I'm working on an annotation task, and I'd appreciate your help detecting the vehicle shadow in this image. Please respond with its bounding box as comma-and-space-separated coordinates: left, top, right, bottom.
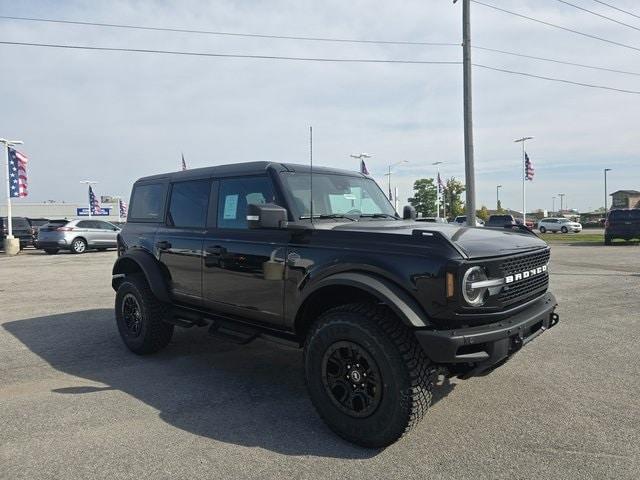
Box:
3, 309, 455, 458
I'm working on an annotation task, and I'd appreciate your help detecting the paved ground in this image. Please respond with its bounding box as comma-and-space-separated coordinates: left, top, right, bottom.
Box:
1, 245, 639, 480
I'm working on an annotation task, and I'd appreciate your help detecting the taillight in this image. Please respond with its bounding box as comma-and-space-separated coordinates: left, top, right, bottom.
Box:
57, 227, 74, 231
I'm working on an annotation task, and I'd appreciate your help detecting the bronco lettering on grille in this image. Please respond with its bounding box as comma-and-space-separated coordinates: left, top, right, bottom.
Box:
504, 264, 547, 284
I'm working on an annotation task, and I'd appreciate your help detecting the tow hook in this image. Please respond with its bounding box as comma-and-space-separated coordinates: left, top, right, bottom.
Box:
550, 312, 560, 328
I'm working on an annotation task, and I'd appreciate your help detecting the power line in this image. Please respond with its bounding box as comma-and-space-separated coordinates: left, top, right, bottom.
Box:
474, 63, 640, 94
0, 15, 459, 47
0, 40, 462, 65
552, 0, 640, 32
1, 39, 638, 95
471, 0, 640, 53
591, 0, 640, 21
473, 45, 640, 77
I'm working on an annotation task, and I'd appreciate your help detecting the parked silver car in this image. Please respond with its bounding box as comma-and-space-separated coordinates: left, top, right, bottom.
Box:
35, 219, 121, 254
538, 217, 582, 234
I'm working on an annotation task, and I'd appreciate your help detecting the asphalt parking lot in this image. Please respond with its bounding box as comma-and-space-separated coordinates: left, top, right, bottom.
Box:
1, 245, 639, 480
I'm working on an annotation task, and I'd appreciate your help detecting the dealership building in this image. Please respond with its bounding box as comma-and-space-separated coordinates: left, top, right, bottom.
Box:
0, 201, 124, 223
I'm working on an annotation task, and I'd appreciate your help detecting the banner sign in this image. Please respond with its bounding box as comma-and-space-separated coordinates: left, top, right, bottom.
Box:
77, 207, 111, 216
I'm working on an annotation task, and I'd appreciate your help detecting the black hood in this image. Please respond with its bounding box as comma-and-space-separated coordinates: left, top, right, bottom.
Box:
326, 220, 547, 259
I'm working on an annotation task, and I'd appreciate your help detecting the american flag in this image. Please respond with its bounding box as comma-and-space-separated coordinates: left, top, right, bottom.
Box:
360, 159, 369, 175
89, 186, 102, 215
8, 148, 28, 198
388, 184, 393, 202
525, 153, 535, 181
119, 199, 128, 218
437, 172, 445, 192
181, 153, 187, 171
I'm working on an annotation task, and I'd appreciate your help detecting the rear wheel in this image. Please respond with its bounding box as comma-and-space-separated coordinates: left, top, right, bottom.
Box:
539, 226, 546, 234
304, 303, 435, 448
115, 275, 174, 354
70, 238, 87, 254
44, 248, 59, 255
604, 235, 612, 245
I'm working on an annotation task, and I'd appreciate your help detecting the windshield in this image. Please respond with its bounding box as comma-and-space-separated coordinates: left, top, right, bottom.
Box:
280, 172, 397, 219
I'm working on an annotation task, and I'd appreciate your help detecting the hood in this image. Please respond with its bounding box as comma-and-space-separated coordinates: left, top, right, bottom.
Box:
327, 220, 547, 259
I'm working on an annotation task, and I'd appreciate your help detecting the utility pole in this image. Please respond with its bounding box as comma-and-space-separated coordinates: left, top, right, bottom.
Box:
1, 138, 24, 255
455, 0, 476, 227
496, 184, 502, 210
604, 168, 612, 213
514, 136, 533, 224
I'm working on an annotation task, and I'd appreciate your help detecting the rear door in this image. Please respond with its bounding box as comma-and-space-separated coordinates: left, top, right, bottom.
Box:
202, 175, 287, 326
93, 221, 119, 246
154, 179, 211, 305
608, 210, 630, 237
75, 220, 98, 245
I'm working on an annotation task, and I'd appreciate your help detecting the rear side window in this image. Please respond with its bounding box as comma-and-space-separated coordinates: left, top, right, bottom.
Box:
167, 180, 211, 228
129, 183, 166, 222
609, 210, 629, 221
76, 221, 93, 228
11, 218, 30, 229
218, 176, 276, 229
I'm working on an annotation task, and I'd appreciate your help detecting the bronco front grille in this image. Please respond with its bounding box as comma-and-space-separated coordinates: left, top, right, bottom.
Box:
498, 249, 550, 306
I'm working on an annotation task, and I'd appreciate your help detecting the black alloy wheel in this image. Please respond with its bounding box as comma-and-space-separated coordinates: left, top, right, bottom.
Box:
321, 341, 383, 418
121, 293, 143, 337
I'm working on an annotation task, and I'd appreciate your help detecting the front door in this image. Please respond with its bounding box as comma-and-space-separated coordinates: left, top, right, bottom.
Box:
202, 175, 287, 326
154, 179, 211, 306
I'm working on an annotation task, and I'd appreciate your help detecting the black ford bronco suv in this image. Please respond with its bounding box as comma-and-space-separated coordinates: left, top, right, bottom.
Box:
112, 162, 559, 448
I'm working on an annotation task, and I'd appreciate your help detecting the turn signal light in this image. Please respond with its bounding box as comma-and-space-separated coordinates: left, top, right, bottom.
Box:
446, 272, 455, 298
56, 227, 74, 231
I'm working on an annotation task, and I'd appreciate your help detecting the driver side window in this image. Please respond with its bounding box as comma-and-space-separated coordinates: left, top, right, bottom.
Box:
218, 176, 277, 229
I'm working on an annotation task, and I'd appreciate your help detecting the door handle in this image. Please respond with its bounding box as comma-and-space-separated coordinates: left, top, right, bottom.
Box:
206, 246, 223, 255
156, 240, 171, 250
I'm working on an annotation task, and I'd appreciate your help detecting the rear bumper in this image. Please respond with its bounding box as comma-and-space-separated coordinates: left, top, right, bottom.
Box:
35, 239, 69, 249
415, 292, 558, 369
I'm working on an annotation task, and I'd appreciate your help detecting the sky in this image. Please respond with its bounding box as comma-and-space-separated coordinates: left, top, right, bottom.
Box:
0, 0, 638, 213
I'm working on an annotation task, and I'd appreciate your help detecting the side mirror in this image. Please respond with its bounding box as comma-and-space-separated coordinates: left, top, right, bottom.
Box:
403, 205, 417, 220
247, 203, 288, 229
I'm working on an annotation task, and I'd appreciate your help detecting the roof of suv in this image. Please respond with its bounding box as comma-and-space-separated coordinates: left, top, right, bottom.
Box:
134, 162, 368, 184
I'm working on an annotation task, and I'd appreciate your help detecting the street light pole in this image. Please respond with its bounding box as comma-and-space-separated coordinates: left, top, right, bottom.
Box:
80, 180, 98, 218
552, 196, 556, 215
433, 161, 444, 218
496, 184, 502, 211
558, 193, 565, 213
350, 153, 371, 172
514, 136, 533, 225
384, 160, 408, 212
604, 168, 612, 213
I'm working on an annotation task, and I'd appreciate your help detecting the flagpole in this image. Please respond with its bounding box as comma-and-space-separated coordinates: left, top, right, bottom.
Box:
514, 136, 533, 225
80, 180, 98, 218
3, 142, 11, 238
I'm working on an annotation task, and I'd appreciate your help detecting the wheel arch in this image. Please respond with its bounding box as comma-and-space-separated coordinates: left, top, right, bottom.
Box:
294, 272, 430, 340
112, 250, 171, 302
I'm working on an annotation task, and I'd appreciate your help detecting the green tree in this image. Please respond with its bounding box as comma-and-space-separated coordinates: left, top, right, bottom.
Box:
443, 177, 465, 218
408, 178, 437, 216
476, 205, 490, 221
496, 199, 503, 213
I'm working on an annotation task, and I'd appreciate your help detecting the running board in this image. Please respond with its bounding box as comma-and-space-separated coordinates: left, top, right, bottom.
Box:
208, 319, 259, 345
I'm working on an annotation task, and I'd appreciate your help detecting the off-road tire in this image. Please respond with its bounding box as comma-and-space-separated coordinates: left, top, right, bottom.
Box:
70, 237, 87, 254
304, 303, 435, 448
538, 226, 546, 234
115, 274, 174, 355
561, 226, 568, 234
604, 235, 612, 246
44, 249, 59, 255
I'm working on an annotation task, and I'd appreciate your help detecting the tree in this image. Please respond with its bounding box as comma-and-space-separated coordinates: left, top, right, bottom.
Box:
408, 178, 437, 216
496, 199, 503, 213
476, 205, 490, 221
443, 177, 465, 218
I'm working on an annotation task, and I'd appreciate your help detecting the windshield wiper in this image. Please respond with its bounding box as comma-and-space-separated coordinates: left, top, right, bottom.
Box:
299, 214, 358, 221
358, 213, 398, 219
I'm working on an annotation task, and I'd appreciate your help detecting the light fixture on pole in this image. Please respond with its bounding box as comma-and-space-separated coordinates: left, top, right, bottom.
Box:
514, 136, 533, 224
433, 161, 444, 218
350, 153, 372, 175
1, 138, 24, 255
604, 168, 612, 214
80, 180, 99, 218
496, 184, 502, 211
558, 193, 565, 213
384, 160, 408, 212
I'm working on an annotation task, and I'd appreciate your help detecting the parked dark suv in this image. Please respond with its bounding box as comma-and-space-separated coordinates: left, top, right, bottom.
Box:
605, 209, 640, 245
0, 216, 33, 249
112, 162, 559, 447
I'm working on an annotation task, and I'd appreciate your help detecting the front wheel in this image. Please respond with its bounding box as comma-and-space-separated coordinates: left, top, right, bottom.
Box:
604, 235, 612, 245
115, 275, 174, 354
304, 303, 435, 448
539, 226, 546, 234
561, 226, 568, 234
44, 248, 59, 255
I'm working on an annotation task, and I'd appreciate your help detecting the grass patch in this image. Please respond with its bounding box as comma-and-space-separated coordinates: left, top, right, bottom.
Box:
540, 233, 604, 244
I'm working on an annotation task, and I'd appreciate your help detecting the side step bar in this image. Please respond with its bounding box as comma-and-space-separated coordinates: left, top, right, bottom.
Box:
208, 319, 260, 345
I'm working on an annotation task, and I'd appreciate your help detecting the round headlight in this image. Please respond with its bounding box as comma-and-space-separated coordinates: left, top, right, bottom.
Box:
462, 266, 488, 306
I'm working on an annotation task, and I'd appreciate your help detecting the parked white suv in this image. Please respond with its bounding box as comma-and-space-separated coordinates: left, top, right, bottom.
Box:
538, 218, 582, 234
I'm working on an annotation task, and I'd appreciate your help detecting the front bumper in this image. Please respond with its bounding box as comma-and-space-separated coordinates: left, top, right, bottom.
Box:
415, 292, 558, 370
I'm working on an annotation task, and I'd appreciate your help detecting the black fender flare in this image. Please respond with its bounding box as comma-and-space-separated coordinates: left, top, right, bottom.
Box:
111, 250, 170, 303
300, 272, 431, 328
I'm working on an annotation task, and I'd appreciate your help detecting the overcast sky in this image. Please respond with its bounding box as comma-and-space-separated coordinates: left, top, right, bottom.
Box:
1, 0, 638, 213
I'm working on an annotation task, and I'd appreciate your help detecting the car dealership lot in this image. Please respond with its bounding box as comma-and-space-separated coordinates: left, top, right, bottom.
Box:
1, 247, 639, 480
